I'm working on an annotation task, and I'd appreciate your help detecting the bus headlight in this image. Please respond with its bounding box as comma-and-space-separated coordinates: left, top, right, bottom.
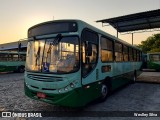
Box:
58, 80, 78, 93
70, 83, 74, 88
25, 82, 30, 87
64, 87, 68, 91
58, 89, 62, 93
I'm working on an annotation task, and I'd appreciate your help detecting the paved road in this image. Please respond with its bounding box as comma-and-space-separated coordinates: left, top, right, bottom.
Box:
0, 72, 160, 120
139, 71, 160, 77
137, 71, 160, 83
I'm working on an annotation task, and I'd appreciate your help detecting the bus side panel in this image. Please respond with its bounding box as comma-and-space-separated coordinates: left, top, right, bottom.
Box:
111, 72, 133, 90
147, 61, 160, 71
0, 61, 25, 72
110, 62, 142, 90
110, 62, 132, 90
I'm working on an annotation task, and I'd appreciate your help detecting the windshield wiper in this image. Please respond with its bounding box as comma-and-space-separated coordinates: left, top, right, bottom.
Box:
52, 34, 62, 46
47, 34, 62, 54
46, 34, 62, 61
47, 34, 62, 53
35, 43, 41, 66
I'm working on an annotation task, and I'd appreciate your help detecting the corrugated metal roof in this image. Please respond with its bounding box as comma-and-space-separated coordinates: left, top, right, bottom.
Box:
0, 40, 27, 50
96, 9, 160, 32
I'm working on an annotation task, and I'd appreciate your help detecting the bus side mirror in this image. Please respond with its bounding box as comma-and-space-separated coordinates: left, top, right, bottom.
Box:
86, 42, 92, 56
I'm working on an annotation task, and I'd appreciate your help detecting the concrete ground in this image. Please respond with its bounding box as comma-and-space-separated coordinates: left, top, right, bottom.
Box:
0, 72, 160, 120
137, 71, 160, 83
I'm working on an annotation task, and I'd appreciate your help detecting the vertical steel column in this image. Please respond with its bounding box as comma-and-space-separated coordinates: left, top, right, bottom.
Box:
116, 23, 119, 38
132, 33, 134, 45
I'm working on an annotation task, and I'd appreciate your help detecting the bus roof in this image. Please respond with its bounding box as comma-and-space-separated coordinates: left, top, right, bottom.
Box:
78, 20, 142, 51
28, 19, 142, 51
147, 52, 160, 55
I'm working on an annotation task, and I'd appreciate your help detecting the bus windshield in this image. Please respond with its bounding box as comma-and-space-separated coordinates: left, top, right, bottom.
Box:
150, 54, 160, 61
26, 36, 79, 73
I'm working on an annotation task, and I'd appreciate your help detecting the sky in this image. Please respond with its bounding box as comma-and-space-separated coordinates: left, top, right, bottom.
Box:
1, 0, 160, 45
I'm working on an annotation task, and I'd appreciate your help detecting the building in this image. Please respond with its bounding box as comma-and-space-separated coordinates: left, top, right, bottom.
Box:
0, 40, 27, 51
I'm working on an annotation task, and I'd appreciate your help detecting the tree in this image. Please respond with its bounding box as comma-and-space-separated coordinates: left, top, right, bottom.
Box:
137, 33, 160, 53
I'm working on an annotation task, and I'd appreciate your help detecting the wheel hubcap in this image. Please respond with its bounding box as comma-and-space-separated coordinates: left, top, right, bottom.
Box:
101, 84, 108, 98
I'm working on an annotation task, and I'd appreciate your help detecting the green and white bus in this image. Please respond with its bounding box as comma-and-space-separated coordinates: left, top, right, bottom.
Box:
0, 51, 26, 73
145, 53, 160, 71
25, 20, 142, 107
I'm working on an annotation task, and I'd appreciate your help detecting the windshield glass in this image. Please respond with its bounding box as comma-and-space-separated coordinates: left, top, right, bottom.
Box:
26, 36, 79, 73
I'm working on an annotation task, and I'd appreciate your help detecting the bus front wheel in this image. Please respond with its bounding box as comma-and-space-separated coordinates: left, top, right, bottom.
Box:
99, 84, 109, 102
18, 66, 25, 73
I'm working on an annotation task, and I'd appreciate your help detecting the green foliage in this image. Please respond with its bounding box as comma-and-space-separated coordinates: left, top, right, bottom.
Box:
137, 33, 160, 53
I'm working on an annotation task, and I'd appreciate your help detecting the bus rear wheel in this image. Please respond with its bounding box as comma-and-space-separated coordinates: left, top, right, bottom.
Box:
132, 71, 137, 83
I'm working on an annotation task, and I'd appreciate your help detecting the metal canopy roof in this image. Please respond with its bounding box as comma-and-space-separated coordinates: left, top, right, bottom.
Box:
96, 9, 160, 32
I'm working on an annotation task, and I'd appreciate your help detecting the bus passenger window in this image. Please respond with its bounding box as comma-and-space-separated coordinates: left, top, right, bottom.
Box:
115, 42, 123, 62
129, 48, 133, 61
133, 49, 137, 61
123, 45, 129, 61
137, 51, 140, 61
150, 54, 160, 61
101, 37, 113, 62
13, 54, 18, 61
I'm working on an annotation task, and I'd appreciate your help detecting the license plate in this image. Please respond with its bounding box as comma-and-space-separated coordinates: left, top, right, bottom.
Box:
37, 92, 46, 98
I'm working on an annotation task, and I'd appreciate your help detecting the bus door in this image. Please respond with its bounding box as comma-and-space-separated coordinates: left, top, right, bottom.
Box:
81, 29, 100, 101
81, 41, 98, 85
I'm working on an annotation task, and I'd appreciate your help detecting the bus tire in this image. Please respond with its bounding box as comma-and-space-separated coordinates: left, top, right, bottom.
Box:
99, 82, 109, 102
18, 66, 25, 73
132, 71, 137, 84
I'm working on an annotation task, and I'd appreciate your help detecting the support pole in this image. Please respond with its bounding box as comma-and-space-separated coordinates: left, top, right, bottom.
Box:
132, 33, 133, 45
116, 23, 119, 38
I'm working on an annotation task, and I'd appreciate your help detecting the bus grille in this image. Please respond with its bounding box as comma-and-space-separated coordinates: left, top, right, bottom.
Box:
27, 74, 63, 82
